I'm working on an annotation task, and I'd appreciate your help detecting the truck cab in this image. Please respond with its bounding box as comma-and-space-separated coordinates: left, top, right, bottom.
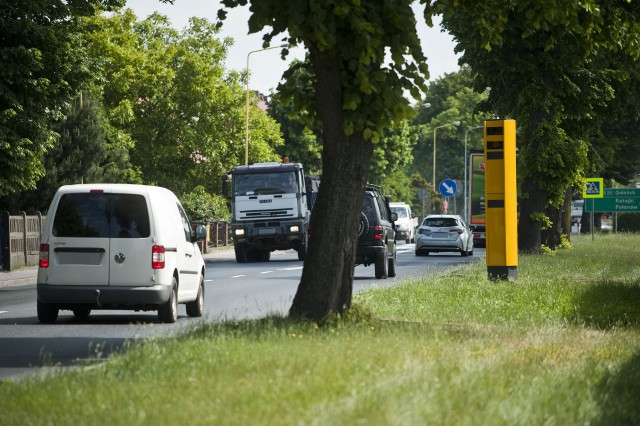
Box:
223, 162, 318, 262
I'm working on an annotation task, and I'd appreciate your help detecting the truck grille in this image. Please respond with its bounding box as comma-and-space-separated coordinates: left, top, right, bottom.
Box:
241, 209, 293, 219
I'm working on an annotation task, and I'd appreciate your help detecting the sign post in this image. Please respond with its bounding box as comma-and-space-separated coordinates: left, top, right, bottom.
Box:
583, 178, 604, 240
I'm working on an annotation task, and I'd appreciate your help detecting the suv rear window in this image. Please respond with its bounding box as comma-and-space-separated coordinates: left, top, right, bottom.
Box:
424, 218, 458, 227
52, 193, 150, 238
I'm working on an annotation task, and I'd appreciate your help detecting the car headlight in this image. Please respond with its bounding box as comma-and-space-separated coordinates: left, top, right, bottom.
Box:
234, 228, 245, 236
289, 225, 300, 233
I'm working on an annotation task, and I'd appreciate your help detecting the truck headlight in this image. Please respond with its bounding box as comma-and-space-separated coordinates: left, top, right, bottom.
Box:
234, 228, 245, 236
289, 225, 300, 233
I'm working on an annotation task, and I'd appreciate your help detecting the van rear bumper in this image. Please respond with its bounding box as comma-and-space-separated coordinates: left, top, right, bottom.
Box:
37, 284, 171, 309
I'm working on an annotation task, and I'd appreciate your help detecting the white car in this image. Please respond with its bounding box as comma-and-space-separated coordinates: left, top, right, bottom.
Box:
415, 214, 474, 257
37, 184, 206, 323
389, 202, 418, 243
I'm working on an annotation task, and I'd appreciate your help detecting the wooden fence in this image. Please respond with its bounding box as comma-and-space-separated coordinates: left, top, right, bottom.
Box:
0, 213, 230, 271
1, 212, 46, 271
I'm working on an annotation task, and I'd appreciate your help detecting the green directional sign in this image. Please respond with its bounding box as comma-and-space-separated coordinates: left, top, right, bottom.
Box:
585, 196, 640, 212
604, 188, 640, 197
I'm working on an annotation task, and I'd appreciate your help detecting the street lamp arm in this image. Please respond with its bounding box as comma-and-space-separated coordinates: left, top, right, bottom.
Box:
245, 44, 291, 165
432, 121, 461, 191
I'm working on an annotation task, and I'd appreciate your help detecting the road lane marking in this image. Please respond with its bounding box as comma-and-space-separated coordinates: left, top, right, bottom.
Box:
277, 267, 303, 271
230, 275, 246, 278
260, 271, 274, 274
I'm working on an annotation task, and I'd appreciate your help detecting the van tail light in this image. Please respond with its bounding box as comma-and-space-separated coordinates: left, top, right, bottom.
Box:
39, 244, 50, 268
374, 225, 383, 240
152, 245, 165, 269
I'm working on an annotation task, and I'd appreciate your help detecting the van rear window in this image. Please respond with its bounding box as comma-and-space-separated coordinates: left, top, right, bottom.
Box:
52, 193, 150, 238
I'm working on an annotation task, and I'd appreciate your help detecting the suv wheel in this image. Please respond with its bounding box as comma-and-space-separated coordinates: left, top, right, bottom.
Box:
387, 245, 397, 278
375, 248, 389, 279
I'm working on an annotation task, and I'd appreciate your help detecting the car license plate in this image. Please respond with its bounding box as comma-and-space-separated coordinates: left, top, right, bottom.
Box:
259, 228, 276, 235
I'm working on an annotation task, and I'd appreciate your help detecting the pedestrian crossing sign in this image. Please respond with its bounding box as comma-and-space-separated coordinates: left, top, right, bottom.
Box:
583, 178, 604, 198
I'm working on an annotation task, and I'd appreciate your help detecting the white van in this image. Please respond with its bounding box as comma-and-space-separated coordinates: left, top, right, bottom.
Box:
389, 202, 419, 243
37, 184, 206, 323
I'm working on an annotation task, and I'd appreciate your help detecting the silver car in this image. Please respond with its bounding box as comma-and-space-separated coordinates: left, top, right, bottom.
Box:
415, 214, 474, 257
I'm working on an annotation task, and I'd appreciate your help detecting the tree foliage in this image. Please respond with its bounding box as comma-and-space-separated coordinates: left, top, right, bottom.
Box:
217, 0, 431, 320
81, 9, 283, 196
438, 0, 640, 251
181, 185, 230, 222
0, 0, 125, 196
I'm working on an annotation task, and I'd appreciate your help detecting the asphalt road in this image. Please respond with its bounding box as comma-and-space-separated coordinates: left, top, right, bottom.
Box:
0, 244, 484, 381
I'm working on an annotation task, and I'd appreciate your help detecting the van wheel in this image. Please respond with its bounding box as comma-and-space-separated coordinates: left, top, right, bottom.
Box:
158, 277, 178, 323
375, 248, 388, 279
37, 301, 58, 324
73, 308, 91, 319
186, 276, 204, 317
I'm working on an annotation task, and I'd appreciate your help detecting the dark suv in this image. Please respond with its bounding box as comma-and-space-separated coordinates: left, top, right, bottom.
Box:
356, 186, 397, 279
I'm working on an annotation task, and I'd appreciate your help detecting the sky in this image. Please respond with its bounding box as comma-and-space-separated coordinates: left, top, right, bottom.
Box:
125, 0, 461, 95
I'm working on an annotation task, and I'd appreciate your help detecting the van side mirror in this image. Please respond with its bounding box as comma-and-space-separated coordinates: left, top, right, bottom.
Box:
194, 224, 207, 242
411, 213, 416, 218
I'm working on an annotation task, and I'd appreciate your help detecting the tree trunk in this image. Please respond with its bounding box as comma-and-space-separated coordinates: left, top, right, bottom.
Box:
289, 47, 374, 321
561, 187, 573, 241
518, 176, 546, 253
542, 203, 562, 250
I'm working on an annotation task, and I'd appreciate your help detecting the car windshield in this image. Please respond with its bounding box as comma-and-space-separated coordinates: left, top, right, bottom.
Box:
233, 172, 298, 195
52, 193, 150, 238
424, 218, 458, 227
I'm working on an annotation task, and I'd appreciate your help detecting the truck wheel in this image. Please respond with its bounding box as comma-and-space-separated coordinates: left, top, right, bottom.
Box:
375, 248, 388, 279
234, 245, 247, 263
158, 277, 178, 323
186, 276, 204, 317
297, 238, 307, 261
37, 301, 58, 324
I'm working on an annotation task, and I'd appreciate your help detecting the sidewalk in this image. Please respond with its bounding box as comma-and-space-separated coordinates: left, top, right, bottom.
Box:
0, 247, 235, 289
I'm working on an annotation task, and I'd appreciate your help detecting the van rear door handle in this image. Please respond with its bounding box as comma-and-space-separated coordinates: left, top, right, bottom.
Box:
185, 253, 192, 258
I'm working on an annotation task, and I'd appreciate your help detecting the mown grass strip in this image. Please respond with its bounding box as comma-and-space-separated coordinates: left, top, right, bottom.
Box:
1, 234, 639, 425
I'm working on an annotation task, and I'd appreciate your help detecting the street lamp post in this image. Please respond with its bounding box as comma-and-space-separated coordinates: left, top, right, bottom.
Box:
245, 44, 289, 165
432, 121, 461, 190
464, 125, 483, 222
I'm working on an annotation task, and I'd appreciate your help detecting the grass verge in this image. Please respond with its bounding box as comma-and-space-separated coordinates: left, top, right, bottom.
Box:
1, 234, 639, 425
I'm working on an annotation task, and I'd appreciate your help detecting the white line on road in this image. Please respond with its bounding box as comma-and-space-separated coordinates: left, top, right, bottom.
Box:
260, 271, 274, 274
277, 267, 303, 271
230, 275, 246, 278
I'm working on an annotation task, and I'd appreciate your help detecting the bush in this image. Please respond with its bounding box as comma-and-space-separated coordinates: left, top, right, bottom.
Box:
181, 186, 230, 222
616, 213, 640, 232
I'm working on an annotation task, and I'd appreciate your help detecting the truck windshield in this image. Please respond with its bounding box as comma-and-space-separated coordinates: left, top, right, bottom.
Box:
234, 172, 298, 195
391, 207, 408, 219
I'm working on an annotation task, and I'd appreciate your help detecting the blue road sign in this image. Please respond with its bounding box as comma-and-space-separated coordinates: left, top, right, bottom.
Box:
439, 179, 457, 197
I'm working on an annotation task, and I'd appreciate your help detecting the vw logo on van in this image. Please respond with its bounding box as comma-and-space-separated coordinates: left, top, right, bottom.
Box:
114, 253, 126, 264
